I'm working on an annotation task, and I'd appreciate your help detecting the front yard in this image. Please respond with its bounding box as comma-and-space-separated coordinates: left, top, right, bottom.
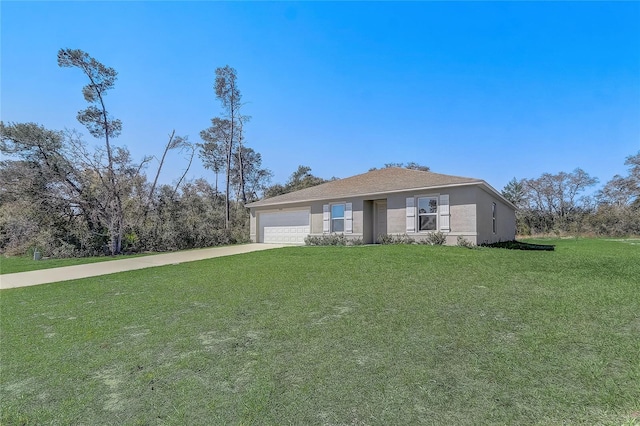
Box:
1, 239, 638, 424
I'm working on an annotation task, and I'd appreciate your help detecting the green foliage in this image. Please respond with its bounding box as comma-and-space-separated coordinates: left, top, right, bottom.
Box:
2, 59, 262, 258
304, 234, 363, 246
456, 235, 475, 248
509, 152, 640, 237
501, 177, 525, 206
419, 231, 447, 245
377, 233, 415, 244
57, 49, 122, 140
369, 162, 430, 172
264, 165, 327, 198
1, 239, 639, 424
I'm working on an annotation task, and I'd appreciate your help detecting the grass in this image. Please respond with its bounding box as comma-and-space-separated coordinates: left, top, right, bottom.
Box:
1, 239, 639, 424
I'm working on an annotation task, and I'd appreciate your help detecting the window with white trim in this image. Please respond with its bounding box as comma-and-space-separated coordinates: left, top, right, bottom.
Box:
417, 196, 438, 231
492, 202, 497, 233
331, 203, 345, 232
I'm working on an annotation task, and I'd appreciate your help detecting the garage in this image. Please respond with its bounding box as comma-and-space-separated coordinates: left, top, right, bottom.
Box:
258, 210, 310, 244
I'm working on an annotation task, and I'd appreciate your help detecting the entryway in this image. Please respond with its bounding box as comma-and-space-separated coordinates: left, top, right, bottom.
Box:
374, 200, 387, 242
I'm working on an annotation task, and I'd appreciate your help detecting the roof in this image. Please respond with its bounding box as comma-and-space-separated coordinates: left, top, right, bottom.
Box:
247, 167, 514, 208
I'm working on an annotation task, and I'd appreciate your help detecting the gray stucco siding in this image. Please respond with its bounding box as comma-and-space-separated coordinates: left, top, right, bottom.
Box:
475, 188, 516, 244
249, 183, 515, 245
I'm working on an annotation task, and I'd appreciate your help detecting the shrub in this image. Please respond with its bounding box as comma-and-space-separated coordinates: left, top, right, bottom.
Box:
456, 235, 475, 249
349, 237, 365, 246
418, 231, 447, 246
377, 234, 415, 245
304, 234, 364, 246
305, 234, 346, 246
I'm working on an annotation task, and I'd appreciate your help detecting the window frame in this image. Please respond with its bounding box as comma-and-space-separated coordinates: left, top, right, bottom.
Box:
492, 202, 497, 234
330, 203, 345, 233
416, 195, 439, 232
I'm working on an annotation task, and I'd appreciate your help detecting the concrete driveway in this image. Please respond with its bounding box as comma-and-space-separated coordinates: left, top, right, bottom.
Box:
0, 244, 286, 290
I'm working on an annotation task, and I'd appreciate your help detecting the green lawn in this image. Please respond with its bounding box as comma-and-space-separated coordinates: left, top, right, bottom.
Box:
1, 239, 639, 425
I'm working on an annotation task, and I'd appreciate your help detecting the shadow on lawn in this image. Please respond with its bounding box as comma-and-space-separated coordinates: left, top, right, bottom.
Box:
481, 241, 555, 251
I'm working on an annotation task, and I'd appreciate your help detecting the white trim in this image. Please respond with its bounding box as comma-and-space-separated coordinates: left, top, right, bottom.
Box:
322, 204, 330, 234
406, 197, 415, 233
416, 194, 439, 232
345, 202, 353, 234
492, 202, 497, 234
330, 202, 346, 233
439, 194, 450, 232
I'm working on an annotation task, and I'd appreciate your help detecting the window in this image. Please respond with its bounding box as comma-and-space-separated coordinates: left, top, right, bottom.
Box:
331, 204, 345, 232
417, 197, 438, 231
492, 202, 497, 233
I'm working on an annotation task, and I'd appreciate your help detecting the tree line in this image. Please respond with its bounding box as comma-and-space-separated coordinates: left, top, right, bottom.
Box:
0, 49, 318, 257
1, 49, 637, 258
502, 152, 640, 236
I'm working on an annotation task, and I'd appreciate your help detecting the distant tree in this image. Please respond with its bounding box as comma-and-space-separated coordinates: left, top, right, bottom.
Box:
589, 151, 640, 236
404, 162, 431, 171
502, 178, 526, 207
522, 168, 598, 233
145, 130, 194, 215
200, 66, 249, 229
0, 123, 86, 255
230, 147, 272, 202
264, 165, 327, 198
384, 162, 404, 169
596, 151, 640, 208
199, 118, 229, 198
369, 162, 430, 172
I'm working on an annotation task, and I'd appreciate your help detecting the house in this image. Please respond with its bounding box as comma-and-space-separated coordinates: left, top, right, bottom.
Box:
246, 167, 516, 245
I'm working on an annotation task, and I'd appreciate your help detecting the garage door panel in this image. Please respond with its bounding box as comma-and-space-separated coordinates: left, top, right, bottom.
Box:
264, 226, 309, 243
259, 210, 310, 244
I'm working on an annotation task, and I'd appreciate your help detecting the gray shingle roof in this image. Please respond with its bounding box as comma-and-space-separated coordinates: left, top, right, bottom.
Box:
247, 167, 487, 208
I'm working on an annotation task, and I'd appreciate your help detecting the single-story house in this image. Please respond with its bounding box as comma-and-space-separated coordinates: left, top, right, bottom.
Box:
246, 167, 516, 245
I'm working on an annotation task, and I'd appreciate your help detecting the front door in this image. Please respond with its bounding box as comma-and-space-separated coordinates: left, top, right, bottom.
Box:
374, 200, 387, 242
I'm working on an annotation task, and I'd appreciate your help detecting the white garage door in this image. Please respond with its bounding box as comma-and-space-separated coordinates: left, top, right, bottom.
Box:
259, 210, 310, 244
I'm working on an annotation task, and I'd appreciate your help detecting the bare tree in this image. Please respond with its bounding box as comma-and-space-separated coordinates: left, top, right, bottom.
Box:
145, 130, 193, 214
597, 152, 640, 208
522, 168, 598, 232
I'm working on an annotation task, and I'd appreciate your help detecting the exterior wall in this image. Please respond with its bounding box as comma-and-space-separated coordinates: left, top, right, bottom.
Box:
386, 187, 479, 245
308, 198, 365, 238
299, 186, 482, 245
475, 188, 516, 244
448, 186, 478, 243
249, 184, 515, 246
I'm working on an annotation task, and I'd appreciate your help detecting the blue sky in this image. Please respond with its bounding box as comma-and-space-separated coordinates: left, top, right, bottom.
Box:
2, 1, 639, 194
